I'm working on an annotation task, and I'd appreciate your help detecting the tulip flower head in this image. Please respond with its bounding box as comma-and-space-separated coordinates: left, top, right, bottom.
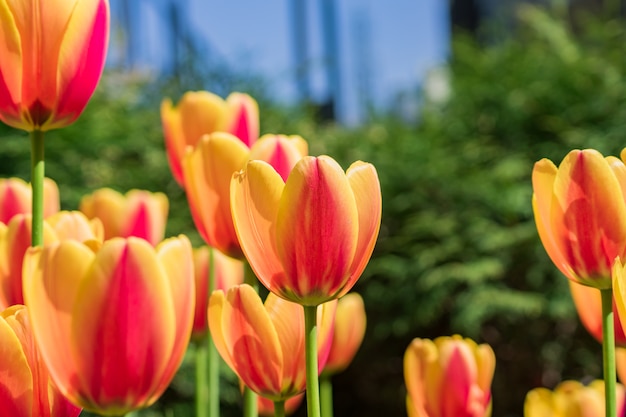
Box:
22, 235, 195, 415
404, 335, 495, 417
524, 380, 626, 417
208, 284, 336, 401
0, 177, 60, 223
231, 155, 381, 305
0, 0, 110, 131
532, 149, 626, 289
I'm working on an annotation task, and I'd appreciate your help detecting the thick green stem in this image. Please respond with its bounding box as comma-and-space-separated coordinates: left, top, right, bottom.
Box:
601, 288, 616, 417
243, 386, 257, 417
30, 129, 45, 247
196, 341, 209, 417
273, 400, 285, 417
320, 375, 334, 417
304, 305, 321, 417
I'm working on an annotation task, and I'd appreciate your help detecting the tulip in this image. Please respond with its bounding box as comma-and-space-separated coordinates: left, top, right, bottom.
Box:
192, 245, 244, 338
404, 335, 495, 417
0, 0, 110, 131
0, 305, 81, 417
184, 132, 307, 258
79, 187, 169, 246
532, 149, 626, 289
258, 393, 304, 417
161, 91, 259, 186
0, 177, 60, 223
524, 380, 626, 417
230, 155, 381, 306
208, 284, 336, 401
22, 235, 195, 415
322, 292, 367, 375
569, 281, 626, 346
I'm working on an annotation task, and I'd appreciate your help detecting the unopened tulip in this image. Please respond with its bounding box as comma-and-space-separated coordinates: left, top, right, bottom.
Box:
161, 91, 259, 186
208, 284, 336, 400
524, 380, 625, 417
532, 149, 626, 289
192, 245, 244, 338
0, 305, 81, 417
0, 0, 110, 131
184, 132, 307, 258
80, 188, 168, 246
231, 155, 381, 305
323, 292, 367, 375
22, 236, 195, 415
0, 177, 60, 223
404, 335, 495, 417
569, 281, 626, 346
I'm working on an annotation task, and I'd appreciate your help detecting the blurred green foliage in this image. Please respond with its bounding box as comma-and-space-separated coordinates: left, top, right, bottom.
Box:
1, 5, 625, 417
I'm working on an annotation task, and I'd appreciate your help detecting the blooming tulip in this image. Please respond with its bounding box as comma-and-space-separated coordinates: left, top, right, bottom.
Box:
524, 380, 626, 417
404, 335, 495, 417
183, 132, 307, 258
569, 281, 626, 346
161, 91, 259, 186
22, 235, 195, 415
79, 187, 168, 246
230, 155, 381, 305
192, 245, 244, 338
532, 149, 626, 289
208, 284, 336, 401
0, 177, 59, 223
0, 305, 81, 417
0, 0, 110, 131
322, 292, 367, 375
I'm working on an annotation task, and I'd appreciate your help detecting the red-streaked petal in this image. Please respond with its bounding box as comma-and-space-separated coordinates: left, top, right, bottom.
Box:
0, 1, 23, 128
276, 156, 359, 305
225, 92, 259, 147
122, 190, 169, 246
70, 237, 176, 412
231, 160, 287, 294
249, 134, 308, 182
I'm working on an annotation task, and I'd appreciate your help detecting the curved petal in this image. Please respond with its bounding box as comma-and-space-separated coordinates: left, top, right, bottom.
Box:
324, 293, 366, 374
70, 237, 176, 413
225, 92, 259, 147
0, 0, 23, 128
79, 188, 125, 240
248, 134, 307, 182
0, 308, 33, 417
22, 241, 94, 406
46, 210, 104, 243
231, 160, 287, 295
404, 338, 435, 417
276, 156, 359, 305
122, 190, 169, 246
179, 91, 227, 151
0, 178, 30, 224
340, 161, 382, 297
161, 98, 186, 185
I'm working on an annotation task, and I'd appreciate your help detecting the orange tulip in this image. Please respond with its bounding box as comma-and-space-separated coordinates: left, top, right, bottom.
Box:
532, 149, 626, 289
0, 211, 102, 309
0, 305, 81, 417
404, 335, 495, 417
184, 132, 307, 258
322, 292, 367, 375
161, 91, 259, 186
0, 177, 60, 223
524, 380, 626, 417
231, 155, 381, 305
79, 187, 169, 246
208, 284, 336, 401
569, 281, 626, 346
22, 235, 195, 415
192, 245, 244, 338
0, 0, 110, 131
258, 393, 304, 417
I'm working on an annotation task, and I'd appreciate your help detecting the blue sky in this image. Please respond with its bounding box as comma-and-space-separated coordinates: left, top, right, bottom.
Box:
109, 0, 450, 124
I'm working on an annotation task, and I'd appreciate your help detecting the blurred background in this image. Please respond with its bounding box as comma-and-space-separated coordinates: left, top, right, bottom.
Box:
2, 0, 626, 416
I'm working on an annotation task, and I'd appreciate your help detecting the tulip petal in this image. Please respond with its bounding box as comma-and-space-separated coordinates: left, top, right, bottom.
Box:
404, 338, 435, 417
249, 134, 308, 182
276, 156, 359, 304
231, 160, 287, 295
225, 92, 259, 147
0, 309, 33, 417
0, 1, 23, 126
70, 238, 175, 412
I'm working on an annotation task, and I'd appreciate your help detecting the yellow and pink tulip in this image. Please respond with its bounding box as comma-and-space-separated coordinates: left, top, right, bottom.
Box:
404, 335, 495, 417
208, 284, 336, 401
0, 177, 60, 224
230, 155, 381, 305
22, 235, 195, 415
0, 0, 110, 131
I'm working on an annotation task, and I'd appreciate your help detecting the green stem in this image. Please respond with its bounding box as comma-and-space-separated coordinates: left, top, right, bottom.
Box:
243, 386, 257, 417
320, 375, 334, 417
273, 400, 285, 417
207, 248, 220, 417
304, 305, 321, 417
30, 129, 45, 247
601, 288, 616, 417
196, 340, 209, 417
